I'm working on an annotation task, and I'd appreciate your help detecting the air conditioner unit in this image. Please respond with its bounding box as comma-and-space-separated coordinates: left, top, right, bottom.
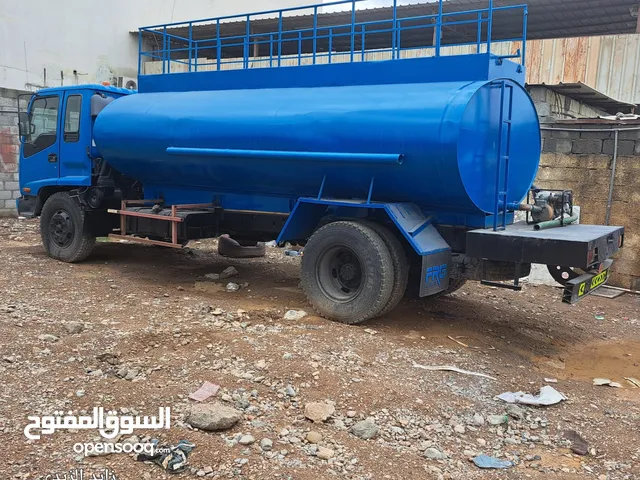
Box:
116, 76, 137, 90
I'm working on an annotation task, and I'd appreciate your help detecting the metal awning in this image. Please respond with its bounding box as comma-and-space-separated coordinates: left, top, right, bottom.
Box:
531, 82, 637, 114
138, 0, 639, 56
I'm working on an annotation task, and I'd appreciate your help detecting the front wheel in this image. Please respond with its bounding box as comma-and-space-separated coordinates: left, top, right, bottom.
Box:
301, 221, 395, 324
40, 192, 96, 263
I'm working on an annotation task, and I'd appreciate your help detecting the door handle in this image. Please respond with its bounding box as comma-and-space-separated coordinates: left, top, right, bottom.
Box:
48, 154, 58, 163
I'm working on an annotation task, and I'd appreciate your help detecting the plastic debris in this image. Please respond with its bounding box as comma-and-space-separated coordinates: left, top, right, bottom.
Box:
594, 314, 605, 321
593, 378, 623, 388
189, 381, 220, 402
624, 377, 640, 388
496, 385, 566, 406
136, 439, 196, 473
472, 455, 513, 469
563, 430, 589, 456
412, 362, 497, 380
285, 250, 302, 257
544, 378, 558, 383
226, 282, 240, 292
265, 240, 278, 247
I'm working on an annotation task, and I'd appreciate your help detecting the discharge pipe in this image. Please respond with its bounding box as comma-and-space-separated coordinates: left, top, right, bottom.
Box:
533, 213, 579, 231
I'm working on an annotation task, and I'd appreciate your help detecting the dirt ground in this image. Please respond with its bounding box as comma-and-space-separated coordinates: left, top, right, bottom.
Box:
1, 218, 639, 480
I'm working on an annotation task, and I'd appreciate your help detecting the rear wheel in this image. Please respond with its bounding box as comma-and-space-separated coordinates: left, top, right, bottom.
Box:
40, 192, 95, 263
301, 221, 394, 324
359, 220, 409, 316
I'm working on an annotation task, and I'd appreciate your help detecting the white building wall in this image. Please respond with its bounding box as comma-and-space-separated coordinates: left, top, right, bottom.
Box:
0, 0, 310, 91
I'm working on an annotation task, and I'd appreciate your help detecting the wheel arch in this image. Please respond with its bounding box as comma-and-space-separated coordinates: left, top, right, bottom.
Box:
277, 198, 441, 256
34, 186, 76, 217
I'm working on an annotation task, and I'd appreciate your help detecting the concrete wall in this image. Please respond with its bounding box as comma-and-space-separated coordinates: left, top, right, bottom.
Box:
528, 86, 608, 124
539, 125, 640, 290
0, 88, 27, 217
0, 0, 311, 91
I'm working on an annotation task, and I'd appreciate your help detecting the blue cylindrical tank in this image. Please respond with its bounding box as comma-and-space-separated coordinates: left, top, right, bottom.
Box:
93, 80, 540, 215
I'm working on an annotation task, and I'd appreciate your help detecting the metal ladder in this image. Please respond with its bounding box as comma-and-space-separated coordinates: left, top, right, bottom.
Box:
492, 80, 514, 231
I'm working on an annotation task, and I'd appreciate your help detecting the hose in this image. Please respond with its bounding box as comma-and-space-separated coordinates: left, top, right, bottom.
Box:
533, 214, 579, 231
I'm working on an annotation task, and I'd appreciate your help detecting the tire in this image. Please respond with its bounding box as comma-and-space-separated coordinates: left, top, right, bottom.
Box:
40, 192, 96, 263
359, 220, 409, 316
301, 221, 395, 324
218, 234, 266, 258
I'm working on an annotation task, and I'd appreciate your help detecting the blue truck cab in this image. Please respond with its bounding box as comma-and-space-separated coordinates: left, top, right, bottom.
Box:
17, 85, 133, 218
15, 1, 624, 324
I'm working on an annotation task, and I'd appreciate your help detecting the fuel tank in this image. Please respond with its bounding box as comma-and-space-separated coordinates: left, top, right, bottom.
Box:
93, 79, 541, 215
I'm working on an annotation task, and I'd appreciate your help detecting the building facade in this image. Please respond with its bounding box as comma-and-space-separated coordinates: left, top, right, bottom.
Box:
0, 0, 311, 91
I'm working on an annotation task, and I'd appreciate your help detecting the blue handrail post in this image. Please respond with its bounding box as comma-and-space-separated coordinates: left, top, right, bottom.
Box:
277, 12, 283, 67
435, 0, 443, 56
244, 15, 250, 69
522, 6, 528, 66
188, 22, 193, 72
216, 19, 221, 71
476, 12, 482, 53
269, 34, 273, 67
194, 42, 199, 72
350, 0, 356, 62
328, 28, 333, 63
162, 26, 167, 74
298, 31, 303, 65
487, 0, 493, 54
167, 35, 172, 73
361, 24, 366, 61
391, 0, 397, 59
137, 30, 142, 75
312, 6, 318, 65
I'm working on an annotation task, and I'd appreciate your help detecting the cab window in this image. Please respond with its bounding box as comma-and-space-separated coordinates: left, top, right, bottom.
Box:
23, 96, 59, 158
64, 95, 82, 142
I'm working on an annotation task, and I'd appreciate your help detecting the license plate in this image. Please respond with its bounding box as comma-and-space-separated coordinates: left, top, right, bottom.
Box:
562, 260, 613, 304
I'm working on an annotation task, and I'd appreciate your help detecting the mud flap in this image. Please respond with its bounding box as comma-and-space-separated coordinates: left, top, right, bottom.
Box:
418, 226, 452, 297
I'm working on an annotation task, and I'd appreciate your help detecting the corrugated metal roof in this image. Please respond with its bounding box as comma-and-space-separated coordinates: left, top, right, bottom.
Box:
529, 81, 636, 113
141, 0, 639, 58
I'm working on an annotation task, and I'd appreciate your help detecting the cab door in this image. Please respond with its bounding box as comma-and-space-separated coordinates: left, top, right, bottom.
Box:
59, 91, 91, 185
20, 94, 61, 193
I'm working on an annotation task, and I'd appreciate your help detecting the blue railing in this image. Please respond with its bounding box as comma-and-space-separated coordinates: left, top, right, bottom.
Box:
138, 0, 528, 75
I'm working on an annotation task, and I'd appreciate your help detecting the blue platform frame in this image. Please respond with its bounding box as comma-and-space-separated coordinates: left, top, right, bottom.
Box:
138, 0, 528, 76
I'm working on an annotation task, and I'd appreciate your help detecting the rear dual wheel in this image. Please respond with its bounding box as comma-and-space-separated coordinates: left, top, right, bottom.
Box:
300, 220, 408, 324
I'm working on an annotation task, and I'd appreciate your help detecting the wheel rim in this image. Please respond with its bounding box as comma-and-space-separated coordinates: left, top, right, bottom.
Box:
316, 246, 364, 302
547, 265, 582, 285
49, 209, 75, 248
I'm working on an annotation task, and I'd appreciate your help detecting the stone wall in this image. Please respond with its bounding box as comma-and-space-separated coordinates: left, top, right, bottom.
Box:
0, 88, 27, 217
539, 124, 640, 290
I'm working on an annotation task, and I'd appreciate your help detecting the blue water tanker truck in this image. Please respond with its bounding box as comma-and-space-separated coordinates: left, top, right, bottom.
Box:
16, 1, 624, 324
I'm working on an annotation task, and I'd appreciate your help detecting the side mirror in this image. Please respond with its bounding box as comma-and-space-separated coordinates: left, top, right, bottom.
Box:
17, 112, 31, 139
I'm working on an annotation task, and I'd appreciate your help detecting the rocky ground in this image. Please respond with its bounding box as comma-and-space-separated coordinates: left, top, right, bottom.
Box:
0, 218, 639, 480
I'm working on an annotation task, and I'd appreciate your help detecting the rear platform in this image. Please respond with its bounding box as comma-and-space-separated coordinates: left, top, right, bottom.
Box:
466, 221, 624, 270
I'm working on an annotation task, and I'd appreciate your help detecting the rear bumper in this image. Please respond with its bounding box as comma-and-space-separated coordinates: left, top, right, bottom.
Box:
466, 221, 624, 270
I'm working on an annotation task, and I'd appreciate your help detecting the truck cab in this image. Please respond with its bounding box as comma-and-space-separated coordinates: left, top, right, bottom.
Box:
17, 85, 133, 218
